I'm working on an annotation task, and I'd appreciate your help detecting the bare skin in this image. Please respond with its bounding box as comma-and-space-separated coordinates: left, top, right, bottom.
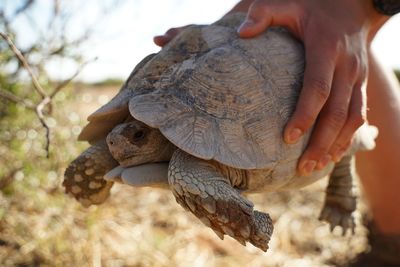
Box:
154, 0, 400, 233
357, 51, 400, 234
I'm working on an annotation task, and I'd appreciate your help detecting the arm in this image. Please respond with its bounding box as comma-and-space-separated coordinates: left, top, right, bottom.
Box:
356, 50, 400, 233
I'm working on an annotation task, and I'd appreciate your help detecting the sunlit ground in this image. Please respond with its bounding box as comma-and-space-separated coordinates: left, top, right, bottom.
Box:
0, 84, 370, 267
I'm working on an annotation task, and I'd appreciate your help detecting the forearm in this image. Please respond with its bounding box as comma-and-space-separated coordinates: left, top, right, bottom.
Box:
356, 50, 400, 234
367, 0, 391, 41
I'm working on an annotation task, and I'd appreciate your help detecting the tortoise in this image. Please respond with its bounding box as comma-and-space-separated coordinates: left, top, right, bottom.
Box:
64, 13, 378, 251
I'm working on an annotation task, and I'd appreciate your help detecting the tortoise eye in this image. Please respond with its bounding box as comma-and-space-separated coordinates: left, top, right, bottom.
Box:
133, 130, 145, 142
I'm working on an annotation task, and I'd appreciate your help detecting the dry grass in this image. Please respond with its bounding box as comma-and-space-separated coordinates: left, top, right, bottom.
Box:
0, 85, 369, 267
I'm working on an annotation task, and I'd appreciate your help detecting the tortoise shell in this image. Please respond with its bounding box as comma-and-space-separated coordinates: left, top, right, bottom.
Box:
81, 13, 307, 169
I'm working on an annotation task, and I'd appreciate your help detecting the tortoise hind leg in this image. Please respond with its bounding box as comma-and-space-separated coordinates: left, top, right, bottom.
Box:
64, 140, 118, 207
319, 155, 357, 234
168, 149, 273, 251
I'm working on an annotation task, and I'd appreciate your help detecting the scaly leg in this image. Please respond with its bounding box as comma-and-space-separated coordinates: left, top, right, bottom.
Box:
319, 155, 357, 234
168, 149, 273, 251
64, 140, 117, 207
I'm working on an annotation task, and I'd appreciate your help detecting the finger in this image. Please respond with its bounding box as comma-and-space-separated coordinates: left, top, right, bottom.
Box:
298, 60, 357, 175
330, 80, 367, 162
284, 41, 337, 145
153, 27, 186, 47
153, 35, 170, 47
238, 0, 298, 38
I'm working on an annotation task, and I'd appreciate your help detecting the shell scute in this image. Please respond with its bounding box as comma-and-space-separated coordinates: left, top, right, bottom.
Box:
129, 22, 305, 169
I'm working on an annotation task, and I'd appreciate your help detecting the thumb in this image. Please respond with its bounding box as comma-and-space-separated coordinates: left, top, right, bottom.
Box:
238, 0, 298, 38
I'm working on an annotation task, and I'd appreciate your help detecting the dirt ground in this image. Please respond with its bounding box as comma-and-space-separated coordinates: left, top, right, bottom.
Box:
1, 84, 371, 267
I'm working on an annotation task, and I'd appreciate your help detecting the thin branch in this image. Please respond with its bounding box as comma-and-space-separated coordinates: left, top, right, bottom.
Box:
1, 32, 92, 158
0, 89, 36, 109
36, 97, 51, 158
0, 31, 53, 157
1, 4, 97, 159
0, 32, 47, 99
49, 58, 96, 99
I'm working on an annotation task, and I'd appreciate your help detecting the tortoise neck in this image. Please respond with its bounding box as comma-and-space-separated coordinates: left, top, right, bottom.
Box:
156, 143, 177, 162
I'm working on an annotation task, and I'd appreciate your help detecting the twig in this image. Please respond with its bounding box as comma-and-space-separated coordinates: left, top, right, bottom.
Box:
0, 32, 90, 158
49, 58, 96, 99
36, 97, 51, 158
0, 32, 47, 99
0, 89, 36, 109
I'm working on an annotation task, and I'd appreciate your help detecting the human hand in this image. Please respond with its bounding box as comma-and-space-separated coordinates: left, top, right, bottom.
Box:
238, 0, 387, 175
152, 0, 254, 46
153, 0, 387, 175
154, 26, 190, 47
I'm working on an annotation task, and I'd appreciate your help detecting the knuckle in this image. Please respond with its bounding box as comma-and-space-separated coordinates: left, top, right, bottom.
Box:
348, 111, 365, 129
308, 77, 331, 101
347, 54, 361, 77
325, 107, 347, 127
307, 144, 329, 159
293, 109, 316, 130
326, 42, 340, 56
320, 40, 340, 57
329, 143, 341, 154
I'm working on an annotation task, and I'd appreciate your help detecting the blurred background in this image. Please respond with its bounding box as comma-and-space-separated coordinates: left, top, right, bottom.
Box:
0, 0, 399, 266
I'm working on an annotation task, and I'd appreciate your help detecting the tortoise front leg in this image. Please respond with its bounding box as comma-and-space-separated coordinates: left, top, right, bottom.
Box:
64, 140, 117, 207
168, 149, 273, 251
319, 155, 357, 234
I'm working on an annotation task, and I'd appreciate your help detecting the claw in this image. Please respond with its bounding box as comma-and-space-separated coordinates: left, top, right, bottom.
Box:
235, 237, 246, 246
64, 140, 117, 206
169, 150, 273, 252
321, 155, 357, 234
319, 204, 355, 234
213, 229, 224, 240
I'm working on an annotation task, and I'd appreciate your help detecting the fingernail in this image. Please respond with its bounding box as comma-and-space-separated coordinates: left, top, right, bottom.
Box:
286, 128, 303, 144
301, 160, 317, 175
333, 149, 346, 162
153, 36, 166, 46
317, 155, 332, 169
237, 19, 255, 33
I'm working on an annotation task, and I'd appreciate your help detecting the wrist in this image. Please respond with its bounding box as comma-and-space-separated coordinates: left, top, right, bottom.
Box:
364, 0, 391, 41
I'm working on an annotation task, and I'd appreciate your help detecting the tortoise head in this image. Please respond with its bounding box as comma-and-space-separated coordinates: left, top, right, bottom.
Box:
106, 119, 175, 167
